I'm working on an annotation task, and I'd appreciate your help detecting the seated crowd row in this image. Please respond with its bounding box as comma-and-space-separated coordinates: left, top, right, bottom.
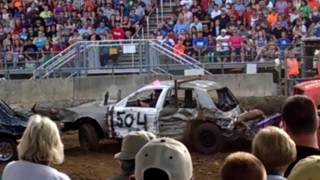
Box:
158, 0, 320, 62
2, 95, 320, 180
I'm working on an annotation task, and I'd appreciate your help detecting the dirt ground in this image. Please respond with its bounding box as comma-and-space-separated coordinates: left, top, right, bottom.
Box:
0, 131, 234, 180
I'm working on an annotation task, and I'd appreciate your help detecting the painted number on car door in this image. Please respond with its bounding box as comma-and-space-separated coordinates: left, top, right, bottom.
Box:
115, 111, 147, 130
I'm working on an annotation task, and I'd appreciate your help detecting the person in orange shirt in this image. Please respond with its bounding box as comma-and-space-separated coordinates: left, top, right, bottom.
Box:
286, 48, 300, 95
267, 9, 278, 26
173, 39, 186, 56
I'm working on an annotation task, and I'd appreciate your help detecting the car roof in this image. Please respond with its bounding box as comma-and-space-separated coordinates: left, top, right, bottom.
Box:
143, 80, 224, 91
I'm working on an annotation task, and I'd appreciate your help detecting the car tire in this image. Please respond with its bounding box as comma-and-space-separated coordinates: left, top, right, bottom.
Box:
191, 122, 224, 154
0, 138, 17, 162
79, 123, 99, 151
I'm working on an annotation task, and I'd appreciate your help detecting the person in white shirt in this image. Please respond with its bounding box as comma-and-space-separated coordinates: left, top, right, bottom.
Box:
2, 115, 70, 180
182, 6, 193, 23
216, 29, 230, 62
190, 16, 203, 32
211, 4, 221, 19
180, 0, 192, 9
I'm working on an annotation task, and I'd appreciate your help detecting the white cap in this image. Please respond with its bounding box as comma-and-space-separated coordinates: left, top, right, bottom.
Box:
135, 137, 193, 180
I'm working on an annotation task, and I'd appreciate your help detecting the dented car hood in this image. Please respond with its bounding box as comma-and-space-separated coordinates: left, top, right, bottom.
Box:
0, 100, 28, 136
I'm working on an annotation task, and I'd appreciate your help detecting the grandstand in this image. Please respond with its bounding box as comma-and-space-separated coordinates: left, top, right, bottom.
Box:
0, 0, 319, 79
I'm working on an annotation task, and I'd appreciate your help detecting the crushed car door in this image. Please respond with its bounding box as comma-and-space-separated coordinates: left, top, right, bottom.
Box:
158, 88, 199, 140
111, 88, 165, 138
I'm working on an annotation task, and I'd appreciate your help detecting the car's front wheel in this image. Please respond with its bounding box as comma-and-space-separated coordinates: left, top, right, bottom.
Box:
0, 138, 17, 162
78, 123, 99, 151
191, 122, 224, 154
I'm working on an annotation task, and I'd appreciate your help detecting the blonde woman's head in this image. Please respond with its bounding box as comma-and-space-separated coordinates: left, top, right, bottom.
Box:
252, 126, 296, 173
18, 115, 64, 164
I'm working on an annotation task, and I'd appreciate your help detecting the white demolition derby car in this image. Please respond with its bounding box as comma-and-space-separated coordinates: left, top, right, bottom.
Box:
46, 79, 280, 154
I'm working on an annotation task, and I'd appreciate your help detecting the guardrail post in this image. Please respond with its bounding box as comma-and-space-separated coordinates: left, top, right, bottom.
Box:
83, 43, 88, 76
160, 0, 163, 20
76, 43, 81, 77
142, 28, 145, 39
145, 41, 151, 73
156, 8, 159, 29
4, 55, 9, 79
146, 16, 150, 39
139, 41, 143, 74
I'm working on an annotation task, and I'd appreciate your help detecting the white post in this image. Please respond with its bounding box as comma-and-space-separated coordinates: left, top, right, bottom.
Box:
147, 16, 150, 38
156, 8, 159, 30
160, 0, 163, 20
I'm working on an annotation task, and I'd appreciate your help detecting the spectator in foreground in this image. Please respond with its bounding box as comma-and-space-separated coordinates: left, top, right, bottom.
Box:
108, 131, 156, 180
221, 151, 267, 180
288, 155, 320, 180
2, 115, 70, 180
253, 126, 297, 180
282, 95, 320, 177
134, 137, 193, 180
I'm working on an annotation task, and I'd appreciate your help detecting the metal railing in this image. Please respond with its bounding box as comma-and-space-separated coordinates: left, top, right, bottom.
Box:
29, 39, 209, 79
150, 41, 213, 75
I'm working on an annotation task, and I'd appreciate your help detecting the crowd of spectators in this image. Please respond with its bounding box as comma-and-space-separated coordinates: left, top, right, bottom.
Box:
158, 0, 320, 62
4, 95, 320, 180
0, 0, 151, 69
1, 0, 320, 70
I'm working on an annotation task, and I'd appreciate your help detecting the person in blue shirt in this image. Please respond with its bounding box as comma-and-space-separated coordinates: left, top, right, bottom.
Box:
276, 31, 291, 50
192, 31, 208, 58
173, 17, 190, 35
128, 9, 140, 24
19, 28, 29, 41
96, 22, 110, 35
33, 31, 47, 49
276, 31, 291, 61
233, 0, 246, 15
314, 22, 320, 37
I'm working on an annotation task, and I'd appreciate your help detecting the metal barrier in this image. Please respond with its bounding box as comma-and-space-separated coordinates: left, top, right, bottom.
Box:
2, 39, 318, 84
28, 39, 213, 79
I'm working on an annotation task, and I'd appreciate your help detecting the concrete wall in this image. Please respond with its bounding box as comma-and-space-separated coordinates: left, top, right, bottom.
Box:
0, 73, 273, 104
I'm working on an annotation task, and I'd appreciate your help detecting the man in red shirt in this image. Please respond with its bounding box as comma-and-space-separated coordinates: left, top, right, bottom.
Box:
243, 6, 253, 26
112, 23, 125, 40
229, 30, 244, 62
